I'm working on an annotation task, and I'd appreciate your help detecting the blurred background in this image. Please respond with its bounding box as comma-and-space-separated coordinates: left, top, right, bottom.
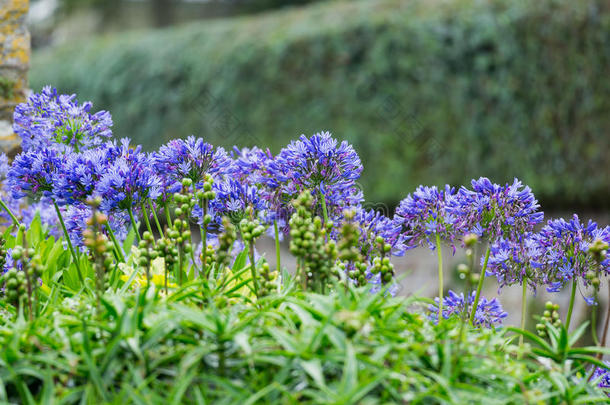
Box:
11, 0, 610, 328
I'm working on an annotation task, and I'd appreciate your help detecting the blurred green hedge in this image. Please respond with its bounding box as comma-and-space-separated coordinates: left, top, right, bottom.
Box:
31, 0, 610, 208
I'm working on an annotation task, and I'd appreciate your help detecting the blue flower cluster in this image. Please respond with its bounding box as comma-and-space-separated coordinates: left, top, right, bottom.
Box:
13, 86, 112, 153
592, 362, 610, 394
428, 290, 508, 328
3, 88, 610, 322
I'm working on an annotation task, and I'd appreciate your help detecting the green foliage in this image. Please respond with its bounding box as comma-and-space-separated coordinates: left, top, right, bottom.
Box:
31, 0, 610, 207
1, 280, 608, 403
0, 198, 609, 402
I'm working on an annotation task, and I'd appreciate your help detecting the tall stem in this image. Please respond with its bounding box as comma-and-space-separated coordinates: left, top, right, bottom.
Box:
319, 191, 328, 224
469, 245, 491, 326
140, 203, 155, 245
127, 206, 142, 243
248, 242, 259, 298
565, 278, 578, 331
591, 291, 600, 346
178, 245, 183, 285
520, 279, 527, 347
104, 223, 125, 262
164, 201, 173, 228
274, 220, 281, 271
0, 198, 20, 226
597, 283, 610, 360
200, 197, 208, 276
53, 201, 84, 284
148, 200, 164, 238
435, 234, 444, 322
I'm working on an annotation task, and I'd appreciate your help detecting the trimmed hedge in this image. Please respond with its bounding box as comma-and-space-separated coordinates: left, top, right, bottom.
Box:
31, 0, 610, 208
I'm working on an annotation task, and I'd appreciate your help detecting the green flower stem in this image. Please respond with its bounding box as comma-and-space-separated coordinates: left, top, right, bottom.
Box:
274, 220, 281, 271
178, 245, 183, 285
520, 279, 527, 348
148, 200, 164, 238
53, 201, 84, 285
469, 245, 491, 326
565, 278, 577, 331
190, 249, 199, 277
127, 206, 142, 243
104, 223, 125, 262
140, 203, 155, 244
435, 233, 443, 322
591, 291, 600, 346
597, 283, 610, 360
200, 197, 208, 275
248, 242, 259, 298
0, 198, 20, 227
319, 190, 329, 224
164, 201, 173, 228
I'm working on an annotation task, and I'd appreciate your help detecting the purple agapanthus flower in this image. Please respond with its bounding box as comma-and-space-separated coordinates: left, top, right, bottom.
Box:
394, 185, 464, 251
487, 232, 544, 290
52, 146, 116, 206
153, 136, 234, 198
269, 132, 363, 219
207, 179, 268, 228
533, 215, 610, 296
96, 139, 161, 214
448, 178, 543, 242
232, 146, 273, 184
355, 208, 407, 259
13, 86, 112, 153
592, 362, 610, 395
428, 290, 508, 328
7, 148, 64, 200
61, 204, 91, 250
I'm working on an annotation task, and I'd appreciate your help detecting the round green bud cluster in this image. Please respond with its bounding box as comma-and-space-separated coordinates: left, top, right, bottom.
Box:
288, 191, 338, 291
370, 256, 394, 284
239, 218, 265, 243
200, 243, 215, 272
138, 231, 159, 282
1, 267, 27, 304
337, 209, 361, 263
348, 262, 368, 286
536, 301, 561, 337
258, 260, 278, 297
1, 246, 41, 311
196, 174, 216, 202
0, 238, 8, 270
155, 237, 179, 269
170, 181, 197, 253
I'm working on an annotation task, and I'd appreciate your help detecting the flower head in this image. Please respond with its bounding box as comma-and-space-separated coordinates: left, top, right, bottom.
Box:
487, 232, 544, 290
7, 148, 63, 200
52, 146, 115, 205
592, 362, 610, 393
395, 185, 464, 250
13, 86, 112, 152
96, 140, 161, 213
208, 179, 268, 228
533, 215, 610, 295
428, 290, 507, 328
449, 178, 543, 241
153, 136, 233, 197
355, 208, 406, 259
270, 132, 363, 219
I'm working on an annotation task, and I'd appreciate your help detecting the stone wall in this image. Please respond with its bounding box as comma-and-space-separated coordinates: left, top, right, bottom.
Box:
0, 0, 29, 156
